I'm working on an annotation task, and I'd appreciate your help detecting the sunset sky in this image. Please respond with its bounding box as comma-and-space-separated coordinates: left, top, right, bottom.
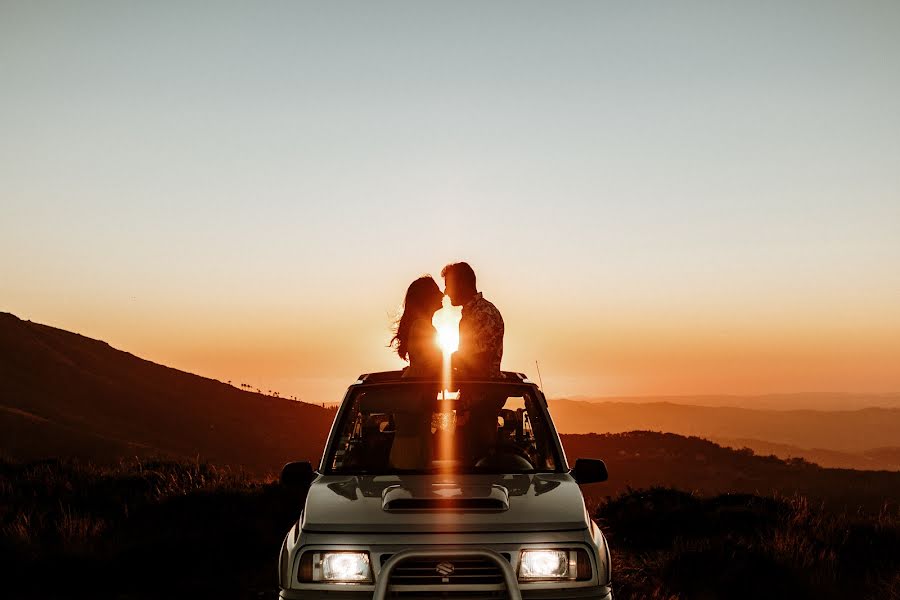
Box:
2, 2, 899, 403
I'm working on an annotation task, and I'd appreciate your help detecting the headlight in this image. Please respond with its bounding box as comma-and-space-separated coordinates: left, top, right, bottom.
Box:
322, 552, 370, 582
518, 548, 592, 581
298, 551, 372, 583
520, 550, 570, 579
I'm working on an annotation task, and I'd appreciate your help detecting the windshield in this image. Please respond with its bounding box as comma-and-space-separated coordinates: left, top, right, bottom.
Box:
325, 382, 562, 474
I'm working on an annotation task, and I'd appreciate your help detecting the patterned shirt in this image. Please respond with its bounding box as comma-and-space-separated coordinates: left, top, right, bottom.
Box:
457, 292, 504, 377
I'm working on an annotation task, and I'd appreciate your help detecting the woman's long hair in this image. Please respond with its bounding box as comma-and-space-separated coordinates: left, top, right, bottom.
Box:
391, 276, 442, 361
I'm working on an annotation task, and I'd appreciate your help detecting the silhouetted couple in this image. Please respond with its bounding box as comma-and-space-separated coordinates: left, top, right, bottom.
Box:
391, 262, 504, 378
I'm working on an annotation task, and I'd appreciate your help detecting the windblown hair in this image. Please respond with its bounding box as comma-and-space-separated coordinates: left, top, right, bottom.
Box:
391, 276, 442, 361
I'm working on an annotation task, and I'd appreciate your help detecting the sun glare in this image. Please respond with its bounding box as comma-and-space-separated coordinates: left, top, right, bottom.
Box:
432, 296, 461, 355
433, 295, 462, 456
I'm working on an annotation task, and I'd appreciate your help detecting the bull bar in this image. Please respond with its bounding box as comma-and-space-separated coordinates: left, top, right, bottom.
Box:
372, 546, 522, 600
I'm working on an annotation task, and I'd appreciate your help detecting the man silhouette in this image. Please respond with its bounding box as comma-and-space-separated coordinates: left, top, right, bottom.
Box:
441, 262, 504, 378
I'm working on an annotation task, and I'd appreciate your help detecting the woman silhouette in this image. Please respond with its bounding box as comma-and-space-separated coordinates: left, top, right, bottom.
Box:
389, 276, 443, 469
391, 275, 443, 377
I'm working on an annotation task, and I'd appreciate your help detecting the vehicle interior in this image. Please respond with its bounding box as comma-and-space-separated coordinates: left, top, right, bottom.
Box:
327, 383, 559, 474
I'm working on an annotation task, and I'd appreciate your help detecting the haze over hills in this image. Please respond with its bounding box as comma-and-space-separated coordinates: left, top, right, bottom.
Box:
708, 437, 900, 471
548, 399, 900, 454
3, 311, 900, 479
566, 432, 900, 512
559, 392, 900, 411
0, 312, 334, 474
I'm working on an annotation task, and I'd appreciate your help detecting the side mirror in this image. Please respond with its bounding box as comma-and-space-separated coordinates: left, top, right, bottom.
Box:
281, 461, 315, 488
571, 458, 608, 484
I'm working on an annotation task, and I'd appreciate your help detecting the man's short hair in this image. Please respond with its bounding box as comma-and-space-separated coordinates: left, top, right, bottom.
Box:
441, 262, 477, 290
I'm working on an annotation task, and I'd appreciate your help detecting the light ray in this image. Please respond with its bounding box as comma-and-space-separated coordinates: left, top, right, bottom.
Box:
432, 296, 461, 473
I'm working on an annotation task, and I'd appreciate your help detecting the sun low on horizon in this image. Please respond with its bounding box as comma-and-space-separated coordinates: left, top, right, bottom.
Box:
2, 2, 900, 405
433, 297, 462, 356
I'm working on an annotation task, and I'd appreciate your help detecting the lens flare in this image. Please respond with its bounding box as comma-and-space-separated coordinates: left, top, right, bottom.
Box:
432, 296, 461, 355
432, 296, 461, 473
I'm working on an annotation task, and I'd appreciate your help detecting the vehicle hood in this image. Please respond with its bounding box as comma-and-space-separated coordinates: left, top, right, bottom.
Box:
301, 473, 589, 533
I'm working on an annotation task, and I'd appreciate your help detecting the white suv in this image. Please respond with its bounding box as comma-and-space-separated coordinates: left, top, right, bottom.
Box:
278, 371, 612, 599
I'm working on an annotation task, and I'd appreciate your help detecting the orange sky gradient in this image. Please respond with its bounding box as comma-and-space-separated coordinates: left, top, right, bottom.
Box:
2, 3, 899, 403
4, 260, 899, 404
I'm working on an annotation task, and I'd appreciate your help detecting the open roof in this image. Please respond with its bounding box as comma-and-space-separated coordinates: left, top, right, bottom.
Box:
355, 370, 534, 385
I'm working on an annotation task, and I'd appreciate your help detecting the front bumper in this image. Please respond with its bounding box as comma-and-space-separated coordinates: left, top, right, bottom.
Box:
280, 588, 611, 599
280, 546, 611, 600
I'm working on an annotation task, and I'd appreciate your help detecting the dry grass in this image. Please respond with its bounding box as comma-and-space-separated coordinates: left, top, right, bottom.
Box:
3, 459, 900, 599
1, 457, 263, 552
0, 458, 293, 599
599, 487, 900, 599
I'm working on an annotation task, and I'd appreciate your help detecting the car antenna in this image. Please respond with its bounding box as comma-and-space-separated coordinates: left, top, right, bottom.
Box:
535, 360, 545, 393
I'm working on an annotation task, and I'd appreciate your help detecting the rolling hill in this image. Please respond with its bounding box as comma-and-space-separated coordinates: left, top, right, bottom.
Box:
566, 432, 900, 511
3, 311, 900, 510
709, 436, 900, 471
560, 392, 900, 411
549, 398, 900, 454
0, 312, 334, 474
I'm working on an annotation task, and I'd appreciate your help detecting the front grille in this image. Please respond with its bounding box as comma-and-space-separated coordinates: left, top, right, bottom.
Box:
389, 592, 507, 599
380, 554, 512, 586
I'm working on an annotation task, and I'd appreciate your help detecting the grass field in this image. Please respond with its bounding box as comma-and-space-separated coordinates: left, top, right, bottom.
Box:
2, 459, 899, 599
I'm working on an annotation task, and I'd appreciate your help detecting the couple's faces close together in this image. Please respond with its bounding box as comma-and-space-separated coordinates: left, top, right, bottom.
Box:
413, 274, 466, 318
443, 276, 463, 307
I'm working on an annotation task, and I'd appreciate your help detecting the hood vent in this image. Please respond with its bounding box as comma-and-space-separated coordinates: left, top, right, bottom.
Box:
383, 497, 506, 511
382, 484, 510, 512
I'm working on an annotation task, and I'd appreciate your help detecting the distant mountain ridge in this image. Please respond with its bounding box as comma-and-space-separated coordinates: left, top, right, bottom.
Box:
566, 431, 900, 511
0, 312, 334, 474
3, 310, 899, 486
557, 392, 900, 411
548, 398, 900, 455
709, 437, 900, 471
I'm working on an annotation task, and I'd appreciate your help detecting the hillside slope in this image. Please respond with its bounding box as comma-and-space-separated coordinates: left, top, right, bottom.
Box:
565, 432, 900, 511
3, 311, 900, 510
0, 312, 334, 474
562, 392, 900, 411
710, 436, 900, 471
550, 398, 900, 452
